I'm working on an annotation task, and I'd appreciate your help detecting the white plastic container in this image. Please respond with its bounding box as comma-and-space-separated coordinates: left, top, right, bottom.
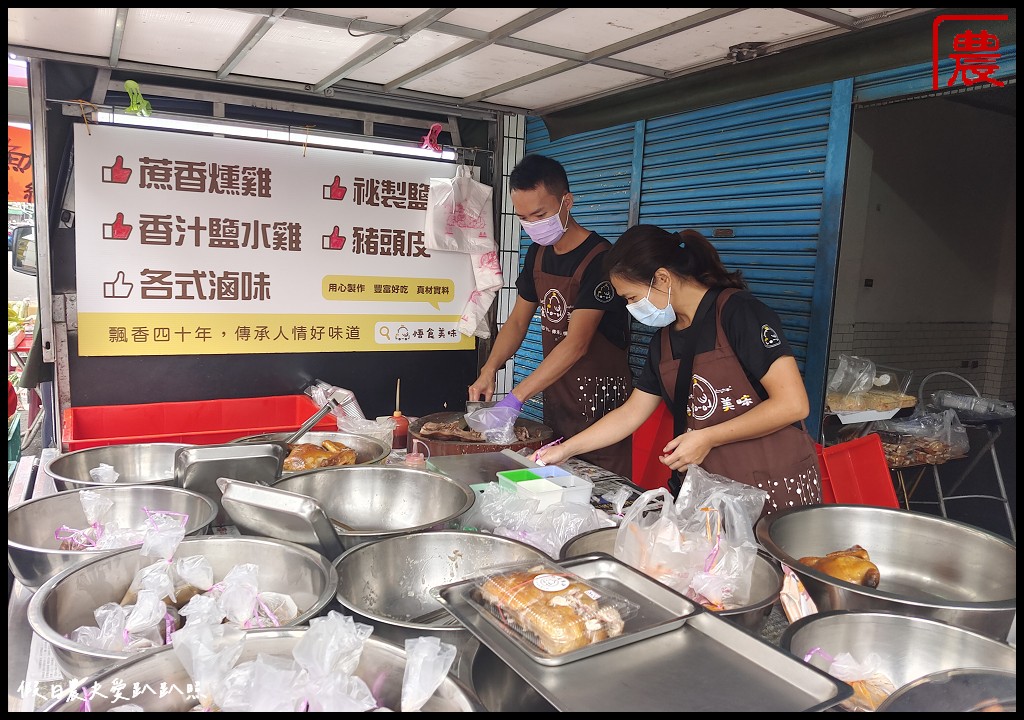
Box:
546, 472, 594, 506
514, 478, 564, 510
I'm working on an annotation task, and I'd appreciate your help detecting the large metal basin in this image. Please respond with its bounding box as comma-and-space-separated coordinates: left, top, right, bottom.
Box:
41, 628, 484, 712
44, 444, 191, 491
27, 536, 337, 679
274, 466, 475, 550
8, 485, 217, 589
559, 526, 783, 633
332, 530, 551, 683
781, 610, 1017, 700
755, 504, 1016, 639
231, 431, 389, 471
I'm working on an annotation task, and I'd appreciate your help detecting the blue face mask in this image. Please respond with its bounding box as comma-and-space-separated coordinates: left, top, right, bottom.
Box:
626, 278, 676, 327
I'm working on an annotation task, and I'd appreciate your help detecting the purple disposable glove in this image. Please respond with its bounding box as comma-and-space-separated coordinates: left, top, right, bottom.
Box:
492, 393, 524, 413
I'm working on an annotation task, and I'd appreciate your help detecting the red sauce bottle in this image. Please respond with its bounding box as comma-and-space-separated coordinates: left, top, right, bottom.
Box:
392, 410, 409, 451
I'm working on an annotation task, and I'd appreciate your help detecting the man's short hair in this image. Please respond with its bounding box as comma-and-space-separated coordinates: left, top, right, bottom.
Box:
510, 154, 570, 197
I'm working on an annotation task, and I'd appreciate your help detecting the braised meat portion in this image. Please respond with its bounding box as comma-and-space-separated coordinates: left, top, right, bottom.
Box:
283, 441, 357, 471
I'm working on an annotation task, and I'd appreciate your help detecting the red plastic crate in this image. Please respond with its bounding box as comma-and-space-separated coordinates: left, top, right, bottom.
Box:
62, 394, 337, 451
816, 434, 899, 508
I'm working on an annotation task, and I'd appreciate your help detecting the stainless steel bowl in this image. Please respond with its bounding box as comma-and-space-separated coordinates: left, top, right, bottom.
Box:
333, 530, 551, 683
755, 504, 1016, 639
8, 486, 217, 589
559, 526, 784, 633
274, 466, 476, 550
28, 536, 338, 679
231, 431, 388, 471
781, 610, 1017, 701
876, 667, 1017, 712
44, 443, 191, 491
40, 628, 485, 712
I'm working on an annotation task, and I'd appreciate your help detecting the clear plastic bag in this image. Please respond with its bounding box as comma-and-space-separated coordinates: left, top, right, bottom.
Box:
401, 636, 457, 712
464, 406, 518, 443
874, 408, 970, 467
928, 390, 1016, 423
804, 648, 897, 711
614, 466, 767, 610
827, 354, 876, 396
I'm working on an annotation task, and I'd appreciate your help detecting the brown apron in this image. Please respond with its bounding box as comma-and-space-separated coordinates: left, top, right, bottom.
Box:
659, 288, 821, 516
535, 243, 633, 478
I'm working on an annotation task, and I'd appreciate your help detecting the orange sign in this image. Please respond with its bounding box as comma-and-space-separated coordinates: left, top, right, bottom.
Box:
8, 125, 34, 202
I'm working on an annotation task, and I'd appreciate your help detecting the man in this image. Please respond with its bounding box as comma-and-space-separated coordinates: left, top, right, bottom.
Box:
468, 154, 633, 477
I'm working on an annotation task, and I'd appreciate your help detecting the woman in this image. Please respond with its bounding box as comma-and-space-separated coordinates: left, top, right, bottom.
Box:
536, 225, 821, 516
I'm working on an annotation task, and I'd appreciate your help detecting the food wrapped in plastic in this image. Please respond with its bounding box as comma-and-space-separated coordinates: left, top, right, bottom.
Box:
471, 561, 638, 656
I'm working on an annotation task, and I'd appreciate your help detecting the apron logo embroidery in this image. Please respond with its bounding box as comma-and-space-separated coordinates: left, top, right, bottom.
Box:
761, 324, 781, 348
688, 374, 719, 421
541, 288, 568, 324
594, 280, 614, 303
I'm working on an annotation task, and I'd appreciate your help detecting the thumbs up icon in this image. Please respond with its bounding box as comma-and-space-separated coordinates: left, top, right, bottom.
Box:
102, 212, 133, 240
322, 226, 346, 250
323, 175, 347, 201
103, 271, 134, 299
101, 155, 133, 184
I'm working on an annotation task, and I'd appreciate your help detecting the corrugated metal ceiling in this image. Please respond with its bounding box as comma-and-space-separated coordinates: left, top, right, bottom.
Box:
8, 7, 935, 118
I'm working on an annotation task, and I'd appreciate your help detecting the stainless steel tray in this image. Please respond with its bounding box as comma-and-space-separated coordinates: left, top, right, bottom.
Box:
436, 553, 700, 666
174, 443, 285, 524
438, 552, 852, 712
217, 477, 343, 559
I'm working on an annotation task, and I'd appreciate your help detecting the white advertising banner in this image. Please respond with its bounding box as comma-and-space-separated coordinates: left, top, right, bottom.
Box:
73, 123, 475, 356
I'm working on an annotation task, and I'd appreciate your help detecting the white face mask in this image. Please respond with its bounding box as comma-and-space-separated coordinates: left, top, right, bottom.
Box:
626, 278, 676, 327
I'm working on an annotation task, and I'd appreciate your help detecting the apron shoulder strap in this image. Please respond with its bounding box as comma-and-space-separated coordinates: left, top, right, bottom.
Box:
713, 287, 741, 349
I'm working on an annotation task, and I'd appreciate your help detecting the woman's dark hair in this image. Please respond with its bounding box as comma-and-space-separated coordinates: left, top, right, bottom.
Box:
510, 154, 570, 197
604, 225, 746, 290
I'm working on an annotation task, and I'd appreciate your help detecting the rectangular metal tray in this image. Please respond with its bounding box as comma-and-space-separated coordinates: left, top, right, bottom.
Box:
217, 477, 343, 559
174, 443, 286, 525
436, 554, 700, 666
438, 553, 852, 711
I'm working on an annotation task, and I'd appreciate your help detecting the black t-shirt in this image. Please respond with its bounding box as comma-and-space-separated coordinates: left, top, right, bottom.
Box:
635, 288, 794, 410
516, 232, 630, 350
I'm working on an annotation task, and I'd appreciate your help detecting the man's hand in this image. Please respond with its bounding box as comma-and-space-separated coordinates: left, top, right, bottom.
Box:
492, 393, 524, 413
468, 372, 495, 402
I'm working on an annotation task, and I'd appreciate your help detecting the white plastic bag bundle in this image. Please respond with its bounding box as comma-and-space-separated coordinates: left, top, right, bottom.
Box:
423, 166, 496, 255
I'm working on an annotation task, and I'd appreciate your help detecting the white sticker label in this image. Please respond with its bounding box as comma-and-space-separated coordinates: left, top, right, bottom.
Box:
584, 588, 602, 600
533, 573, 570, 592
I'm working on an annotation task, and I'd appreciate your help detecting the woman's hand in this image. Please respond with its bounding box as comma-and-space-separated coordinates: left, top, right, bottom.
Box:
659, 429, 714, 471
533, 443, 572, 466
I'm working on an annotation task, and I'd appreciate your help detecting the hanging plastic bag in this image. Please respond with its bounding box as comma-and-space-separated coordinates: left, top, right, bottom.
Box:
423, 166, 496, 255
459, 250, 503, 339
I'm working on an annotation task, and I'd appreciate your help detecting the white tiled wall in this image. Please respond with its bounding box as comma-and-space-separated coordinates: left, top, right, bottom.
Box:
829, 321, 1015, 402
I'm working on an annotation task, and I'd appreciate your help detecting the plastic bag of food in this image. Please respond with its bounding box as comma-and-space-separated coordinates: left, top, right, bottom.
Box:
215, 654, 306, 712
172, 623, 246, 711
672, 465, 767, 608
874, 408, 969, 467
827, 354, 876, 396
55, 490, 115, 550
292, 609, 374, 679
805, 648, 896, 711
401, 636, 457, 712
464, 406, 518, 444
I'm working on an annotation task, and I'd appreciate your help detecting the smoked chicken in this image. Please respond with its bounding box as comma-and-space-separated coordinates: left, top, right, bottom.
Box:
798, 544, 881, 588
283, 441, 357, 471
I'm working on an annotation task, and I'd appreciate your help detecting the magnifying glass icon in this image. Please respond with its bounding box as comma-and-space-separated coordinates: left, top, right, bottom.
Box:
379, 326, 391, 341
